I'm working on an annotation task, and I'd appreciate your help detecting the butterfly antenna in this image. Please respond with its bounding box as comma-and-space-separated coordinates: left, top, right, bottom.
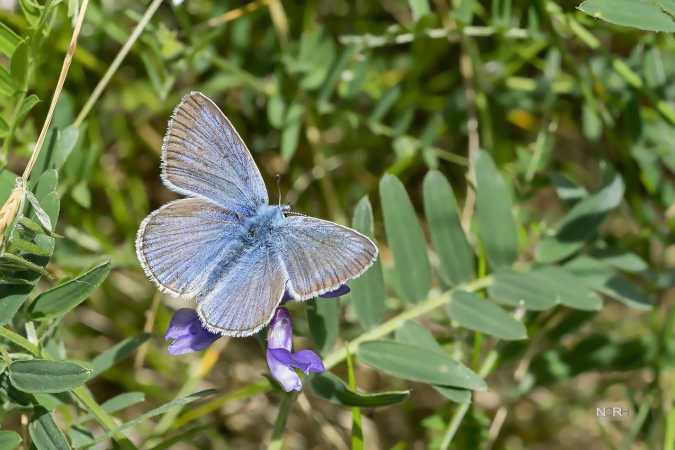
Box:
276, 174, 282, 207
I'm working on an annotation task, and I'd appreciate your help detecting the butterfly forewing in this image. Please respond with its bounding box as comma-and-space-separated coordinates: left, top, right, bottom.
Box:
136, 198, 242, 296
196, 245, 287, 336
162, 91, 268, 215
277, 216, 378, 299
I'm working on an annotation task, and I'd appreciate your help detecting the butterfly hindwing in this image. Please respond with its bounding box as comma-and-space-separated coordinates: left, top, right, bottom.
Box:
196, 244, 288, 337
136, 198, 242, 297
276, 216, 378, 299
162, 91, 268, 215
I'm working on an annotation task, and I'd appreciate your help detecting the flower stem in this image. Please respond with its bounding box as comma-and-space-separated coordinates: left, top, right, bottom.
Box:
268, 391, 298, 450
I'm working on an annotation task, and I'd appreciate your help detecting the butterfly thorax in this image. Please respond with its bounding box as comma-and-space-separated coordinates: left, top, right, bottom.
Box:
240, 205, 285, 244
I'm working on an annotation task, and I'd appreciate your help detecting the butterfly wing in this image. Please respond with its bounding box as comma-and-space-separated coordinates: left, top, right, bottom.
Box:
136, 198, 243, 297
162, 91, 268, 215
276, 216, 378, 299
196, 245, 287, 337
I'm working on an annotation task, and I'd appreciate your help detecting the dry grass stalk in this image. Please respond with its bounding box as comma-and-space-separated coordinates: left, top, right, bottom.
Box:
0, 182, 25, 246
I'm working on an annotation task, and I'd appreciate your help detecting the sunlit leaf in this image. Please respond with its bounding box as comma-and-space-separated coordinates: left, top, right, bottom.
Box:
474, 150, 519, 269
9, 360, 91, 393
358, 340, 486, 390
349, 196, 385, 329
578, 0, 675, 32
311, 372, 410, 407
423, 170, 474, 286
380, 174, 431, 303
448, 291, 527, 340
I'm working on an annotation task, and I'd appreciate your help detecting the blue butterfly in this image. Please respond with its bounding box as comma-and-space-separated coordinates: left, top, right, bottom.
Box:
136, 92, 378, 337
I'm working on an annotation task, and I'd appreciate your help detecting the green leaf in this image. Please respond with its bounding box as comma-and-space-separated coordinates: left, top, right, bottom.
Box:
0, 116, 8, 136
80, 392, 146, 423
0, 65, 16, 96
7, 237, 50, 256
18, 0, 41, 26
657, 0, 675, 15
379, 174, 431, 303
85, 390, 216, 447
281, 102, 304, 161
311, 372, 410, 407
488, 269, 559, 310
448, 291, 527, 340
0, 431, 21, 449
91, 333, 151, 376
10, 39, 29, 87
0, 285, 32, 325
535, 175, 624, 263
409, 0, 431, 21
369, 84, 401, 123
349, 196, 385, 329
578, 0, 675, 32
474, 150, 519, 269
29, 408, 70, 450
52, 125, 79, 170
0, 252, 49, 276
549, 172, 588, 202
318, 44, 358, 107
0, 22, 21, 58
395, 320, 443, 351
0, 168, 17, 204
17, 94, 40, 121
306, 299, 339, 355
267, 95, 285, 129
423, 170, 474, 286
565, 257, 653, 310
29, 260, 111, 320
358, 340, 486, 390
488, 266, 603, 311
9, 360, 91, 393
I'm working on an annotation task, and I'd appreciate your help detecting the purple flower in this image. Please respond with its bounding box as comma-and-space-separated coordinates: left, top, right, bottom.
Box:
266, 307, 324, 392
281, 284, 350, 303
165, 308, 221, 355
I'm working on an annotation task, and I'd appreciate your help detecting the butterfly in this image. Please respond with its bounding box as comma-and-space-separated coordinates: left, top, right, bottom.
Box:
136, 92, 378, 337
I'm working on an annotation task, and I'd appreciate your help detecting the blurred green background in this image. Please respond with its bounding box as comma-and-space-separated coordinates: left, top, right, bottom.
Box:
0, 0, 674, 448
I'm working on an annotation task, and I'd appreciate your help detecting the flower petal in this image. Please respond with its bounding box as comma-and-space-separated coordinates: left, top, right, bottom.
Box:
319, 284, 350, 298
292, 350, 325, 374
267, 307, 293, 351
165, 308, 200, 341
267, 348, 302, 392
165, 308, 221, 355
268, 348, 325, 376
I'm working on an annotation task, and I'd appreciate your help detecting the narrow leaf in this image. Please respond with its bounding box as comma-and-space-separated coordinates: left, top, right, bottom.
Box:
474, 150, 519, 269
311, 372, 410, 407
29, 408, 70, 450
578, 0, 675, 32
488, 269, 559, 310
0, 285, 32, 325
9, 360, 91, 393
448, 291, 527, 340
0, 431, 21, 449
380, 174, 431, 303
306, 299, 339, 355
80, 392, 146, 424
29, 260, 111, 320
358, 340, 486, 390
7, 237, 50, 256
349, 196, 385, 329
536, 175, 624, 263
0, 22, 20, 57
91, 333, 151, 376
423, 170, 474, 286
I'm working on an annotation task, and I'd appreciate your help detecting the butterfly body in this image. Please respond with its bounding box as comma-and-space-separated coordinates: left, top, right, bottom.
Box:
137, 92, 377, 337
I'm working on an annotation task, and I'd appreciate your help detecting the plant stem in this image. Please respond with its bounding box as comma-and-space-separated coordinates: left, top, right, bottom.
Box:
0, 326, 40, 355
268, 391, 298, 450
74, 0, 164, 127
22, 0, 89, 181
439, 350, 499, 450
323, 276, 492, 369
